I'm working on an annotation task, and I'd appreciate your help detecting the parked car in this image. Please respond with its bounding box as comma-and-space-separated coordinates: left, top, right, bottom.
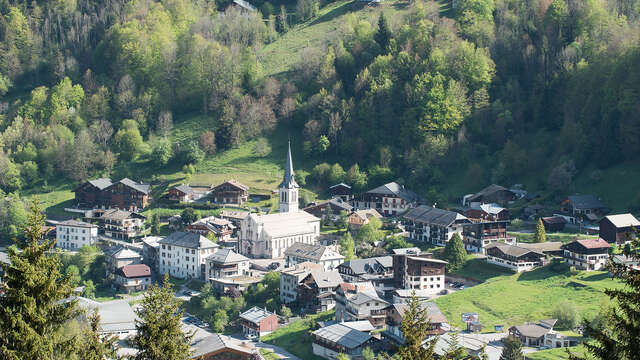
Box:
268, 262, 279, 270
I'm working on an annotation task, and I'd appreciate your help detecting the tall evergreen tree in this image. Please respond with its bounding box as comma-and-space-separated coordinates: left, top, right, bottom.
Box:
499, 335, 524, 360
150, 212, 160, 235
375, 13, 391, 52
0, 199, 81, 360
77, 310, 121, 360
570, 233, 640, 360
398, 292, 438, 359
131, 273, 194, 360
443, 233, 467, 272
535, 218, 547, 243
444, 331, 468, 359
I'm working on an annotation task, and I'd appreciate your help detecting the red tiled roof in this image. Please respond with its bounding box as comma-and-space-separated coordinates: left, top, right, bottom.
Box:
576, 238, 610, 249
120, 264, 151, 278
339, 283, 356, 292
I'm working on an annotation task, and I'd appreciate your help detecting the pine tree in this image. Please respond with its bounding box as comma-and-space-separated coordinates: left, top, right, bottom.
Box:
150, 212, 160, 235
339, 231, 355, 261
77, 310, 121, 360
131, 274, 194, 360
398, 292, 438, 360
0, 199, 81, 360
324, 204, 334, 226
443, 232, 467, 272
444, 331, 468, 359
535, 218, 546, 243
569, 233, 640, 360
499, 335, 524, 360
375, 13, 391, 52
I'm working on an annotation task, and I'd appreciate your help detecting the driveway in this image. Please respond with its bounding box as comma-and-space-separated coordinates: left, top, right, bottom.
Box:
227, 333, 301, 360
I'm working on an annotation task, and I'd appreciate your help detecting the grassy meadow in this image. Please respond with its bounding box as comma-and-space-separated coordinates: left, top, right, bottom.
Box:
261, 311, 333, 360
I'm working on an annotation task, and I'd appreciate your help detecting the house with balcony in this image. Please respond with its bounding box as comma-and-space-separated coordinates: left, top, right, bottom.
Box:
383, 301, 448, 346
158, 232, 219, 280
115, 264, 152, 293
212, 180, 249, 205
280, 262, 323, 304
599, 213, 640, 244
312, 323, 375, 360
337, 256, 394, 295
105, 246, 143, 274
463, 220, 516, 253
284, 242, 345, 271
509, 319, 558, 347
55, 220, 98, 250
98, 209, 146, 240
186, 216, 236, 241
465, 202, 510, 222
392, 253, 447, 295
238, 307, 278, 339
562, 238, 610, 271
560, 195, 608, 222
352, 182, 420, 216
403, 206, 471, 246
485, 243, 547, 272
205, 248, 250, 279
298, 269, 343, 313
335, 285, 389, 328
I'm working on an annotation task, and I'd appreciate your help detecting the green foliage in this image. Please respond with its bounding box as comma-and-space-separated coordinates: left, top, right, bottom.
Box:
181, 141, 205, 165
77, 310, 122, 360
339, 232, 355, 261
552, 301, 579, 330
0, 199, 81, 360
131, 274, 194, 360
356, 218, 384, 245
499, 336, 524, 360
442, 233, 467, 272
398, 293, 438, 359
181, 207, 198, 225
83, 279, 96, 299
444, 331, 469, 359
375, 13, 391, 52
114, 126, 143, 161
536, 218, 547, 243
150, 212, 161, 235
384, 236, 412, 250
151, 138, 174, 167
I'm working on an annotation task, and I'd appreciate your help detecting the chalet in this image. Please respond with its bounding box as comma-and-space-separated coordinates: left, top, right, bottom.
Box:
392, 253, 447, 295
335, 287, 389, 328
463, 221, 515, 253
205, 248, 250, 279
542, 216, 567, 232
280, 262, 323, 304
353, 182, 420, 216
465, 203, 510, 222
55, 220, 98, 250
231, 0, 256, 12
212, 180, 249, 205
611, 254, 640, 271
348, 209, 382, 232
99, 209, 146, 240
517, 241, 564, 257
312, 323, 375, 360
303, 198, 353, 221
102, 178, 151, 211
337, 256, 393, 283
158, 232, 219, 280
599, 213, 640, 244
389, 247, 421, 255
190, 334, 261, 360
74, 178, 112, 208
238, 307, 278, 339
485, 243, 547, 272
561, 195, 608, 220
219, 210, 250, 229
142, 236, 162, 270
115, 264, 151, 293
298, 269, 343, 313
167, 184, 196, 202
467, 184, 516, 205
284, 242, 345, 271
383, 301, 447, 346
329, 183, 352, 201
210, 276, 263, 295
509, 319, 558, 347
186, 216, 235, 241
403, 206, 471, 246
524, 204, 545, 218
562, 238, 610, 271
104, 246, 143, 274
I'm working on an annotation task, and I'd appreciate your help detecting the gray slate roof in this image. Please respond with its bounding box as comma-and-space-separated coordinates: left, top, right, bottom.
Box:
191, 334, 255, 358
468, 184, 513, 202
88, 178, 113, 190
58, 219, 97, 228
207, 248, 249, 264
313, 323, 372, 349
567, 195, 606, 210
100, 209, 146, 221
366, 182, 420, 202
284, 242, 343, 261
404, 205, 470, 227
390, 247, 421, 255
118, 178, 151, 194
512, 323, 551, 338
307, 269, 343, 288
350, 291, 388, 305
172, 184, 195, 195
486, 243, 544, 258
339, 256, 392, 275
239, 306, 275, 324
159, 232, 219, 249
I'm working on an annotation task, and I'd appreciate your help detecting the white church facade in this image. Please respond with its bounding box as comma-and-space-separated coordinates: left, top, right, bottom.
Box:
238, 142, 321, 259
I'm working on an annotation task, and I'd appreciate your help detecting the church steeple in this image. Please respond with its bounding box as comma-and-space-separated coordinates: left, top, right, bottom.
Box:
279, 141, 299, 213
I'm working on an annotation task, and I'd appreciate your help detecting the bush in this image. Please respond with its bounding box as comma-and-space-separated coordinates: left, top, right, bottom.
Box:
552, 301, 579, 329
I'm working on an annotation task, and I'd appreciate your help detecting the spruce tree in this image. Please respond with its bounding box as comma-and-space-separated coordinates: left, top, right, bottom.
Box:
77, 310, 121, 360
444, 331, 468, 359
398, 292, 437, 360
150, 212, 160, 235
569, 233, 640, 360
131, 273, 194, 360
499, 335, 524, 360
535, 218, 546, 243
443, 232, 467, 272
0, 199, 81, 360
375, 13, 391, 52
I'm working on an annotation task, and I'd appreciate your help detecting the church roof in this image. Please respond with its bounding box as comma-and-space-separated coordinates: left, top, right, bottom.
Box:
250, 211, 319, 238
279, 141, 299, 189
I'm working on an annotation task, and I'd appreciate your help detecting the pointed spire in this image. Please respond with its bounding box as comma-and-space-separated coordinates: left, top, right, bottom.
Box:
280, 140, 299, 189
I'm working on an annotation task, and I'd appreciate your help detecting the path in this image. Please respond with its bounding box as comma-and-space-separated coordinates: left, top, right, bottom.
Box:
254, 342, 302, 360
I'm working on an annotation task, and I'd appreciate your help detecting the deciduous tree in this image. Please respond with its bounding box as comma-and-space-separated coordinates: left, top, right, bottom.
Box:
535, 218, 547, 243
443, 233, 467, 272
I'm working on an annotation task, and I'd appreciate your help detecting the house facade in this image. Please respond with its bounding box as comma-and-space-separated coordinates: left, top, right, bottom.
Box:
509, 319, 558, 347
352, 182, 420, 216
284, 242, 345, 271
329, 183, 352, 202
383, 302, 447, 346
238, 307, 278, 339
115, 264, 152, 293
403, 206, 471, 246
297, 269, 343, 313
212, 180, 249, 205
99, 209, 146, 240
485, 243, 546, 272
599, 213, 640, 244
562, 238, 610, 271
205, 248, 250, 279
105, 246, 143, 274
336, 289, 389, 328
542, 216, 568, 232
312, 323, 374, 360
168, 184, 196, 202
465, 203, 510, 222
280, 262, 323, 304
348, 209, 382, 232
186, 216, 236, 241
463, 221, 516, 253
158, 232, 219, 280
55, 220, 98, 250
303, 198, 353, 221
73, 178, 113, 208
561, 195, 608, 219
392, 253, 447, 294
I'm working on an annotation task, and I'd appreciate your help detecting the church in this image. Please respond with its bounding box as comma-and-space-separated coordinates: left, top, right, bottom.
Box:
238, 142, 321, 259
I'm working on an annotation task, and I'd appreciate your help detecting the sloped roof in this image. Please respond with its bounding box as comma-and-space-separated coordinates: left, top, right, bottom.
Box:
251, 211, 319, 238
214, 179, 249, 191
512, 323, 551, 338
604, 214, 640, 228
341, 320, 375, 332
191, 334, 255, 358
568, 238, 610, 250
468, 184, 514, 202
284, 242, 344, 261
118, 264, 151, 278
172, 184, 195, 195
88, 178, 113, 190
433, 332, 485, 355
567, 195, 606, 210
117, 178, 151, 194
329, 183, 352, 190
350, 291, 388, 305
391, 302, 448, 324
76, 297, 137, 333
470, 202, 506, 215
207, 248, 249, 264
339, 256, 393, 275
390, 247, 422, 255
106, 246, 142, 260
307, 269, 343, 288
486, 243, 544, 258
312, 323, 372, 349
159, 232, 219, 249
279, 141, 299, 189
517, 242, 563, 253
239, 306, 276, 324
100, 209, 146, 221
404, 206, 469, 227
352, 209, 382, 221
220, 210, 250, 220
366, 182, 420, 202
542, 216, 567, 225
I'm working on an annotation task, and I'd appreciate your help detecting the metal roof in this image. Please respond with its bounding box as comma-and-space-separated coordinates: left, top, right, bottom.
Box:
284, 242, 344, 262
88, 178, 113, 190
390, 247, 422, 255
159, 231, 219, 249
329, 183, 352, 189
76, 297, 137, 333
604, 213, 640, 228
191, 334, 255, 358
239, 306, 276, 324
340, 320, 375, 332
404, 205, 470, 227
117, 178, 151, 194
100, 209, 146, 221
366, 182, 420, 202
306, 269, 343, 288
338, 256, 392, 275
312, 323, 372, 349
206, 248, 249, 264
470, 202, 506, 215
485, 243, 544, 258
567, 195, 606, 210
468, 184, 513, 202
172, 184, 195, 195
57, 219, 97, 228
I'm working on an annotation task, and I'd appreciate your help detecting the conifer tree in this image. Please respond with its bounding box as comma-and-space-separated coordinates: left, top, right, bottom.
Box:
375, 13, 391, 52
150, 212, 160, 235
569, 233, 640, 360
77, 310, 121, 360
131, 273, 194, 360
0, 199, 81, 360
499, 335, 524, 360
443, 232, 467, 272
398, 292, 438, 359
444, 331, 468, 359
535, 218, 546, 243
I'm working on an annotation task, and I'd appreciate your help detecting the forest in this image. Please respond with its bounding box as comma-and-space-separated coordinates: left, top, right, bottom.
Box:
0, 0, 639, 227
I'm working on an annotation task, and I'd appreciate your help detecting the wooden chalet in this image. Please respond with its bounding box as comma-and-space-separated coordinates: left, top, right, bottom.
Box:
329, 183, 352, 201
599, 213, 640, 244
212, 180, 249, 205
167, 184, 196, 202
75, 178, 150, 211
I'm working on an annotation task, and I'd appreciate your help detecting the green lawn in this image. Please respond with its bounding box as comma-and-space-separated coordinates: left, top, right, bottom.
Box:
259, 349, 280, 360
510, 232, 599, 244
435, 266, 620, 331
261, 311, 333, 360
450, 257, 515, 282
526, 345, 587, 360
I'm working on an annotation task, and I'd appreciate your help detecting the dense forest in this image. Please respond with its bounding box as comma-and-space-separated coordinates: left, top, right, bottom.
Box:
0, 0, 638, 214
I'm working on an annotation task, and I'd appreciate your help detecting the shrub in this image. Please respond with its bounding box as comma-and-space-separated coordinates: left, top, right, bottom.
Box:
552, 301, 579, 329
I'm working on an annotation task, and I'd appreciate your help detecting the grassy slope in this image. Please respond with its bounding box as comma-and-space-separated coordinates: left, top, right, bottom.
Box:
436, 264, 620, 331
261, 311, 333, 360
526, 345, 586, 360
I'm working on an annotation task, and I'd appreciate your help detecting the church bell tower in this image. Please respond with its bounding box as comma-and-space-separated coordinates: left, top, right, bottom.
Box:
279, 141, 299, 213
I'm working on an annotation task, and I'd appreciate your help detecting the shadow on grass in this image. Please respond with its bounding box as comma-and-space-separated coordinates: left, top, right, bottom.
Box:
517, 265, 569, 282
580, 272, 610, 282
46, 199, 75, 219
309, 1, 363, 26
452, 258, 513, 282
